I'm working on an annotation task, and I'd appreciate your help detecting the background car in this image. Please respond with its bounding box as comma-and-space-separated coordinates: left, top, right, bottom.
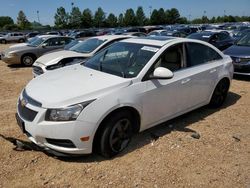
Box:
232, 29, 250, 42
224, 33, 250, 75
187, 31, 234, 50
17, 37, 233, 158
70, 30, 96, 40
32, 35, 132, 76
1, 36, 74, 66
0, 32, 26, 44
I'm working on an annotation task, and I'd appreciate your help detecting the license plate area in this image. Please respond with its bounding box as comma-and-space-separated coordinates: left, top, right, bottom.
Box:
15, 113, 25, 133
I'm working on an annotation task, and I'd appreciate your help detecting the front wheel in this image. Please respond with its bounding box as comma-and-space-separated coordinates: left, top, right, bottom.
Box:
1, 39, 7, 44
99, 111, 134, 158
21, 55, 35, 66
209, 79, 229, 108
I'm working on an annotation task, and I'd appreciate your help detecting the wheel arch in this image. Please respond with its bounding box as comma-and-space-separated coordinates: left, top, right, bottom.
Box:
209, 76, 231, 102
92, 106, 141, 152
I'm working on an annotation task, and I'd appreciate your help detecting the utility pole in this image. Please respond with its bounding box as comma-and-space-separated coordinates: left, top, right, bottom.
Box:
149, 6, 152, 18
37, 10, 40, 23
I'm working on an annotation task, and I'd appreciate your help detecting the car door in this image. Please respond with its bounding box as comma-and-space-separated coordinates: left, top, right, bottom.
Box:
182, 42, 224, 107
38, 37, 63, 56
141, 42, 223, 128
142, 43, 193, 128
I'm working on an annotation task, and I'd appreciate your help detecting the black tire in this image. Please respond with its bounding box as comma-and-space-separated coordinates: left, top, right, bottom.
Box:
21, 54, 35, 66
1, 39, 7, 44
19, 38, 24, 43
209, 79, 229, 108
99, 111, 134, 158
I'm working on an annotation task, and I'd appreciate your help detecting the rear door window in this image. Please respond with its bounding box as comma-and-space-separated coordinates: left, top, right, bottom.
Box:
185, 42, 222, 67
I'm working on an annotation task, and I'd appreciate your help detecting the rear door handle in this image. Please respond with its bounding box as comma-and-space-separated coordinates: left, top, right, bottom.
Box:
181, 78, 191, 84
210, 69, 217, 73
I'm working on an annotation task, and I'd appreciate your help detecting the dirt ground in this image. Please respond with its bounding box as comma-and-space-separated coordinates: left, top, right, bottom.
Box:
0, 43, 249, 188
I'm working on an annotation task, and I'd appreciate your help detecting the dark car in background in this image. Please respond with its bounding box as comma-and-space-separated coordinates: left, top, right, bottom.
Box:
70, 30, 96, 40
187, 31, 234, 50
224, 33, 250, 76
148, 30, 188, 38
232, 29, 250, 42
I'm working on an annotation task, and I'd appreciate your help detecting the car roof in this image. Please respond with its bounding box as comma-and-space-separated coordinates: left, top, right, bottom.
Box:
121, 36, 177, 47
90, 35, 132, 41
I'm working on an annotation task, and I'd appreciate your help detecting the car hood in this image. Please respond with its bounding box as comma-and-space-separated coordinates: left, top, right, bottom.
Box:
25, 64, 132, 108
34, 50, 91, 66
10, 43, 28, 48
4, 45, 36, 54
223, 45, 250, 58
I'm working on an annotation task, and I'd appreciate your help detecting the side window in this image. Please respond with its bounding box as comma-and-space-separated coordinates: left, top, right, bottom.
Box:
46, 38, 60, 46
185, 42, 222, 67
154, 43, 184, 72
218, 33, 229, 41
58, 38, 71, 45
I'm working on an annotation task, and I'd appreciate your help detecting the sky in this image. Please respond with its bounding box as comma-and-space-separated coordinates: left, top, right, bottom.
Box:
0, 0, 249, 25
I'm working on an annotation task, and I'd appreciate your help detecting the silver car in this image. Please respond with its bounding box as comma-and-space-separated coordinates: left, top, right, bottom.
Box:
1, 36, 74, 66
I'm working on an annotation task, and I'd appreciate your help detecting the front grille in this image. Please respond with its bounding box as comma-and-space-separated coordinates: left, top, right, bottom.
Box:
18, 99, 38, 121
32, 66, 44, 75
23, 89, 42, 107
46, 138, 76, 148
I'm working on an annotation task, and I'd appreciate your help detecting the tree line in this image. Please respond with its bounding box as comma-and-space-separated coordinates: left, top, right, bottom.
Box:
0, 6, 250, 31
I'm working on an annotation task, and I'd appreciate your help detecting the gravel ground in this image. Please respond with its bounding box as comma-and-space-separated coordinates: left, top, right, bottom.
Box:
0, 44, 249, 188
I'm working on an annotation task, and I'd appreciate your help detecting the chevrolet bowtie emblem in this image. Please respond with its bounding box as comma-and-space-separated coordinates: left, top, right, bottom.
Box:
21, 98, 28, 107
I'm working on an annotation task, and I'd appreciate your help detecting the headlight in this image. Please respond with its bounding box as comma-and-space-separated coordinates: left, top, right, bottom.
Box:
7, 52, 17, 58
45, 100, 95, 121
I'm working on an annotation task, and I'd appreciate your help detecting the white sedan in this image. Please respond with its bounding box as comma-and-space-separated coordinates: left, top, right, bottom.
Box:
32, 35, 132, 77
16, 37, 233, 158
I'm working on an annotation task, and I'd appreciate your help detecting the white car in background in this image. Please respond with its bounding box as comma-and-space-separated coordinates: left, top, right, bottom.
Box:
32, 35, 133, 76
16, 37, 233, 158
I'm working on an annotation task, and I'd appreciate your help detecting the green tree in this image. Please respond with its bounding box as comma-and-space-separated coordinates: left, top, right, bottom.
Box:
17, 10, 30, 30
54, 7, 69, 29
157, 8, 166, 24
94, 7, 106, 27
150, 9, 159, 25
136, 6, 146, 26
69, 7, 82, 28
118, 13, 124, 27
81, 8, 93, 28
165, 8, 180, 24
0, 16, 14, 28
202, 16, 210, 23
106, 13, 117, 27
123, 8, 137, 26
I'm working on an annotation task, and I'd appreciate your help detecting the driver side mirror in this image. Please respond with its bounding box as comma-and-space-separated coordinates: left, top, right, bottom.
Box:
150, 67, 174, 79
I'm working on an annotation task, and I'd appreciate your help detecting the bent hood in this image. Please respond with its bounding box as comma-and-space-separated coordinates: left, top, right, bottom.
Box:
35, 50, 91, 67
25, 65, 132, 108
224, 45, 250, 58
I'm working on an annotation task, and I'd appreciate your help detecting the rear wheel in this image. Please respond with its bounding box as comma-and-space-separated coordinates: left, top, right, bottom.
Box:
1, 39, 7, 44
209, 79, 229, 108
99, 111, 133, 158
21, 54, 35, 66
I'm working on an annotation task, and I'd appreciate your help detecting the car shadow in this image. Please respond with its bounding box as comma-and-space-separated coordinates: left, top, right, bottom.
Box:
1, 91, 241, 163
7, 64, 30, 69
233, 74, 250, 81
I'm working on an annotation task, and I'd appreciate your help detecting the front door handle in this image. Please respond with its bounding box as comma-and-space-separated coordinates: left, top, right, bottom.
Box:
210, 69, 217, 73
181, 78, 191, 84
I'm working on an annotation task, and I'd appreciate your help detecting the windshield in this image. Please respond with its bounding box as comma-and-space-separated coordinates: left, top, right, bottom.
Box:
64, 40, 80, 50
237, 34, 250, 46
84, 42, 158, 78
27, 36, 39, 44
29, 37, 46, 47
70, 38, 105, 53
